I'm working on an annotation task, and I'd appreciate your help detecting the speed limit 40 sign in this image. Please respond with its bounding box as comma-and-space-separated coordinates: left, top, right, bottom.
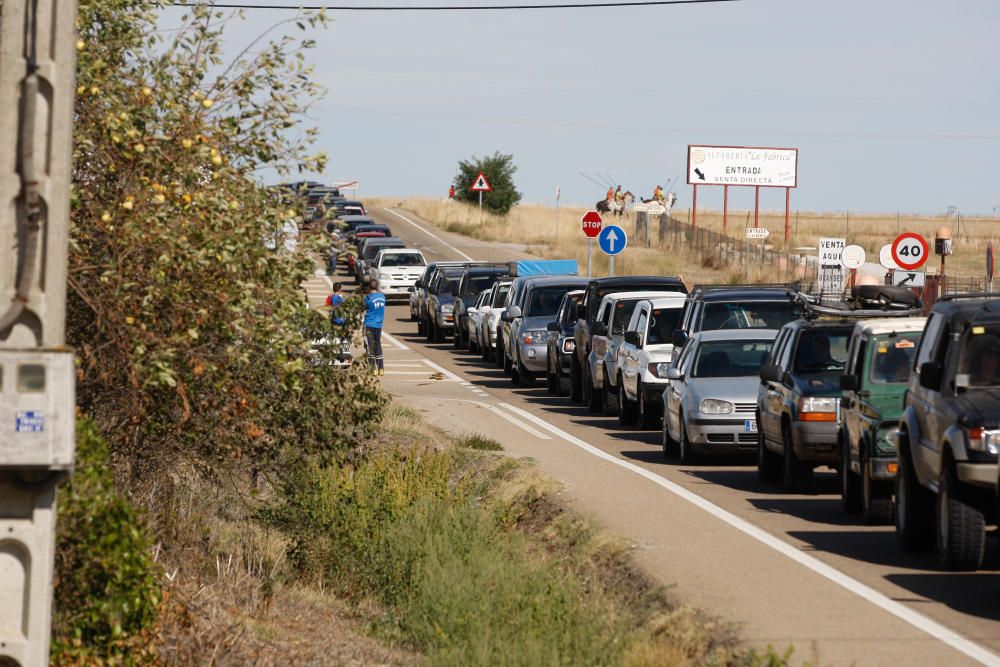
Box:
891, 232, 929, 271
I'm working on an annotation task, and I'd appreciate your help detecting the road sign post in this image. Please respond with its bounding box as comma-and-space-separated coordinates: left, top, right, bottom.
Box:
987, 242, 994, 293
470, 172, 492, 225
597, 225, 627, 277
581, 210, 603, 277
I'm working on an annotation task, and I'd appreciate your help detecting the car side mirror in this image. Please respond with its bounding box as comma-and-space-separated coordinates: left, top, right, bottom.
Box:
840, 374, 859, 391
919, 362, 943, 391
624, 331, 642, 347
672, 329, 689, 348
500, 310, 511, 322
546, 321, 561, 332
760, 364, 781, 382
414, 279, 422, 288
666, 367, 683, 381
507, 305, 522, 320
592, 322, 608, 337
781, 371, 794, 387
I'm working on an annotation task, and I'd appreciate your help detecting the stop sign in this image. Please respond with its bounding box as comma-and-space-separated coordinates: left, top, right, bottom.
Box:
581, 210, 602, 238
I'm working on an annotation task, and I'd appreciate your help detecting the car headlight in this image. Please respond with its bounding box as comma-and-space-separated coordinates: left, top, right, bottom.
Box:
648, 362, 672, 378
875, 424, 898, 456
700, 399, 734, 415
798, 396, 837, 422
440, 304, 454, 313
378, 272, 391, 281
968, 427, 1000, 456
522, 330, 552, 345
561, 338, 576, 354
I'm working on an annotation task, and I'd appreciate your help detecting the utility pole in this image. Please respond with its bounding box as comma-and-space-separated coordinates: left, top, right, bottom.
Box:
1, 1, 79, 665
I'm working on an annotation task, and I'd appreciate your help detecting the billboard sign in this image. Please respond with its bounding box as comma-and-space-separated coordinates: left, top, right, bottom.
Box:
687, 145, 798, 188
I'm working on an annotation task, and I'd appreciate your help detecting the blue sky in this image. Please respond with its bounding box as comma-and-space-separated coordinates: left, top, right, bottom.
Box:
166, 0, 1000, 213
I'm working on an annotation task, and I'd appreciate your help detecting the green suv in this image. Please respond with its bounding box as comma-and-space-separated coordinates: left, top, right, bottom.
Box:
838, 316, 925, 524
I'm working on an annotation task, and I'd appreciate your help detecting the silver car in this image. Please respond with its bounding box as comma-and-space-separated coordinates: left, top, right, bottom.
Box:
662, 329, 778, 463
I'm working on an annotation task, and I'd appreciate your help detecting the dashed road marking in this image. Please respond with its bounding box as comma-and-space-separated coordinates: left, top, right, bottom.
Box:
383, 208, 476, 262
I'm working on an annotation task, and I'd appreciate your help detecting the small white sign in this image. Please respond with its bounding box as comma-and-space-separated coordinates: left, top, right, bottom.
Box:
332, 180, 359, 191
819, 238, 846, 264
840, 244, 866, 270
879, 244, 899, 270
745, 228, 770, 239
688, 145, 798, 188
892, 270, 926, 288
632, 202, 666, 214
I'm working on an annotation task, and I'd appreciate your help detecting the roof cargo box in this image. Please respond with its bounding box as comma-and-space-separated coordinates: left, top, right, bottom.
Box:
508, 260, 578, 277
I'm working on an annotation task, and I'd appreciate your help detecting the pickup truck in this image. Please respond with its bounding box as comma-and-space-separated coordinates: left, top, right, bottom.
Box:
570, 276, 687, 410
367, 248, 426, 299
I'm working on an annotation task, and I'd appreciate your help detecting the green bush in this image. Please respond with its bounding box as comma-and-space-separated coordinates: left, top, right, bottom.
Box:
51, 419, 161, 663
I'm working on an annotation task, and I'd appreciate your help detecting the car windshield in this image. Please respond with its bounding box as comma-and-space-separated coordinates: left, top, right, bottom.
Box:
691, 340, 774, 378
701, 300, 795, 331
869, 333, 920, 384
794, 330, 850, 372
956, 325, 1000, 388
492, 285, 511, 307
612, 299, 642, 334
381, 253, 424, 267
526, 287, 575, 317
465, 274, 499, 296
440, 275, 462, 294
646, 307, 684, 345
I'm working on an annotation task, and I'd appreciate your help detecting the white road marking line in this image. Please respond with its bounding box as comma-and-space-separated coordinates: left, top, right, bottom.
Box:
386, 362, 427, 368
382, 331, 411, 351
439, 399, 551, 440
382, 208, 476, 262
495, 402, 1000, 667
384, 371, 456, 377
417, 357, 466, 384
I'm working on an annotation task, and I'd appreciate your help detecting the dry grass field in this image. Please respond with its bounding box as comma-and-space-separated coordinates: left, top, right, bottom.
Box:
367, 197, 999, 285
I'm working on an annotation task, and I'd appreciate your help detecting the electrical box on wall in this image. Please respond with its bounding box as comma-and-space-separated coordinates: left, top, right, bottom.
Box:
0, 350, 75, 470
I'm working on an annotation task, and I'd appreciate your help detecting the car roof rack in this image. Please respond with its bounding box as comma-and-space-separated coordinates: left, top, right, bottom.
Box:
690, 282, 801, 294
795, 286, 923, 320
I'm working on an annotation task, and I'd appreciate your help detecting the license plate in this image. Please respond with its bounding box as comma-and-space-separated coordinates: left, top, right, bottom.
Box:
744, 420, 757, 433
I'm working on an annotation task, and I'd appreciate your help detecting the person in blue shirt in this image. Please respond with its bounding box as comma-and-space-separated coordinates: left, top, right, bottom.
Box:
363, 279, 387, 375
325, 282, 346, 326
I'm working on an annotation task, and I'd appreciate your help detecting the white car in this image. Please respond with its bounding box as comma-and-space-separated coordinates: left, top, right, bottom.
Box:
479, 280, 513, 362
466, 288, 492, 354
590, 291, 677, 416
368, 248, 426, 298
617, 295, 687, 428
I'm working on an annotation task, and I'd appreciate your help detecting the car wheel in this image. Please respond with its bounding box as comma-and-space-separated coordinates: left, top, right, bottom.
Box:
546, 355, 559, 394
756, 422, 781, 483
618, 377, 637, 426
678, 415, 696, 464
662, 413, 679, 458
569, 356, 583, 403
840, 434, 862, 514
862, 455, 893, 525
602, 369, 615, 416
417, 314, 425, 335
586, 365, 603, 413
782, 422, 812, 491
517, 358, 534, 386
503, 343, 513, 374
894, 439, 934, 552
638, 380, 658, 430
935, 464, 985, 571
481, 335, 491, 361
409, 307, 417, 322
495, 338, 505, 369
424, 316, 434, 342
453, 325, 463, 350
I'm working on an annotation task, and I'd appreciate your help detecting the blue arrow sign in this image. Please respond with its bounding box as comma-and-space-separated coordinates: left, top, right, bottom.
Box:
598, 225, 627, 256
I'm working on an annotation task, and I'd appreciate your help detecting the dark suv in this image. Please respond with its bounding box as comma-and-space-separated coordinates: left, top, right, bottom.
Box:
757, 318, 855, 489
571, 276, 687, 408
546, 290, 586, 395
673, 285, 800, 348
412, 262, 467, 332
453, 265, 511, 351
425, 267, 466, 342
893, 294, 1000, 570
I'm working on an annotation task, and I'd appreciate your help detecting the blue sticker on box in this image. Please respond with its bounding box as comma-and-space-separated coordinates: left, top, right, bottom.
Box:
16, 411, 44, 433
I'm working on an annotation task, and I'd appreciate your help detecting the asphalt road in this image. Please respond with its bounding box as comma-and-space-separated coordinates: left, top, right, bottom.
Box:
327, 207, 1000, 666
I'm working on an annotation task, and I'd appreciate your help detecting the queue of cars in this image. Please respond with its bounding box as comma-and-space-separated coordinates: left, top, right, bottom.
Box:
411, 267, 1000, 572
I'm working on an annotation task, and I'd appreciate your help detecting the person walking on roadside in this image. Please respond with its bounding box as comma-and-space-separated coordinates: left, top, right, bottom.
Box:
449, 184, 456, 199
363, 279, 386, 375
